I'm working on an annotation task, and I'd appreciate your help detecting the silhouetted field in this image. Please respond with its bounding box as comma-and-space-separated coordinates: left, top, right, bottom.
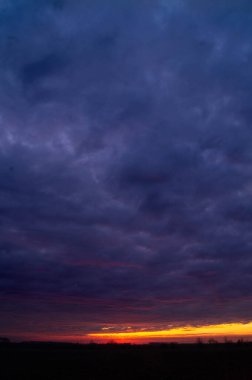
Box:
1, 341, 252, 379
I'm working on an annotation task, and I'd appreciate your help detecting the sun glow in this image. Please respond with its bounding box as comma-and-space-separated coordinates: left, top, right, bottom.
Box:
88, 322, 252, 341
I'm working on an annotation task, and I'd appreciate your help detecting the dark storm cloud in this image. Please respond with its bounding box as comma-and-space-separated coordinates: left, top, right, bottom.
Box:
1, 0, 252, 338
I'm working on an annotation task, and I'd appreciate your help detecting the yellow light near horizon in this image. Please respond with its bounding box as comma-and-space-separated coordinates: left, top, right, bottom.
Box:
88, 322, 252, 340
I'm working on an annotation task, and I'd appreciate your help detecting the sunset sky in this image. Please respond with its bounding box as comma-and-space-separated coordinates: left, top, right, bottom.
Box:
1, 0, 252, 343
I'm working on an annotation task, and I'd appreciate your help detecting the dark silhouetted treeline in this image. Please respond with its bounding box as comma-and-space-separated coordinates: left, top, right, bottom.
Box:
1, 340, 252, 379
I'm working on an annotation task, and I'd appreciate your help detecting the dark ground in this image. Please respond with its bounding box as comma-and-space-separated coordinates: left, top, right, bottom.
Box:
1, 341, 252, 379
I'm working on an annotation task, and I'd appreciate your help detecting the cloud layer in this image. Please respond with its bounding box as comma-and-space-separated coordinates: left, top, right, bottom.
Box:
1, 0, 252, 339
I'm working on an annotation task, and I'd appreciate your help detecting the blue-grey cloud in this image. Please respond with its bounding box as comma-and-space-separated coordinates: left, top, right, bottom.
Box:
1, 0, 252, 339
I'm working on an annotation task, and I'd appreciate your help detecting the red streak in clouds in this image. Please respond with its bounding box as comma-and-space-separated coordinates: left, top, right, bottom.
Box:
65, 259, 142, 269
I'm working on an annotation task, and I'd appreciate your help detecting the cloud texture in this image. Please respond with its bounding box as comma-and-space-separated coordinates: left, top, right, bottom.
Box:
1, 0, 252, 339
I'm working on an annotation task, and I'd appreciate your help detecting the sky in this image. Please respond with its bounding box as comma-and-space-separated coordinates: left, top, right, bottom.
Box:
1, 0, 252, 343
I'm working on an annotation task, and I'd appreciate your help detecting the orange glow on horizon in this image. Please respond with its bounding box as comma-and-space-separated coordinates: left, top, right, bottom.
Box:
88, 322, 252, 341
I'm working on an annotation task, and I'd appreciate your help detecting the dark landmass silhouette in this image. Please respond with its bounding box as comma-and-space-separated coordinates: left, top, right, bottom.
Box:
1, 340, 252, 379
